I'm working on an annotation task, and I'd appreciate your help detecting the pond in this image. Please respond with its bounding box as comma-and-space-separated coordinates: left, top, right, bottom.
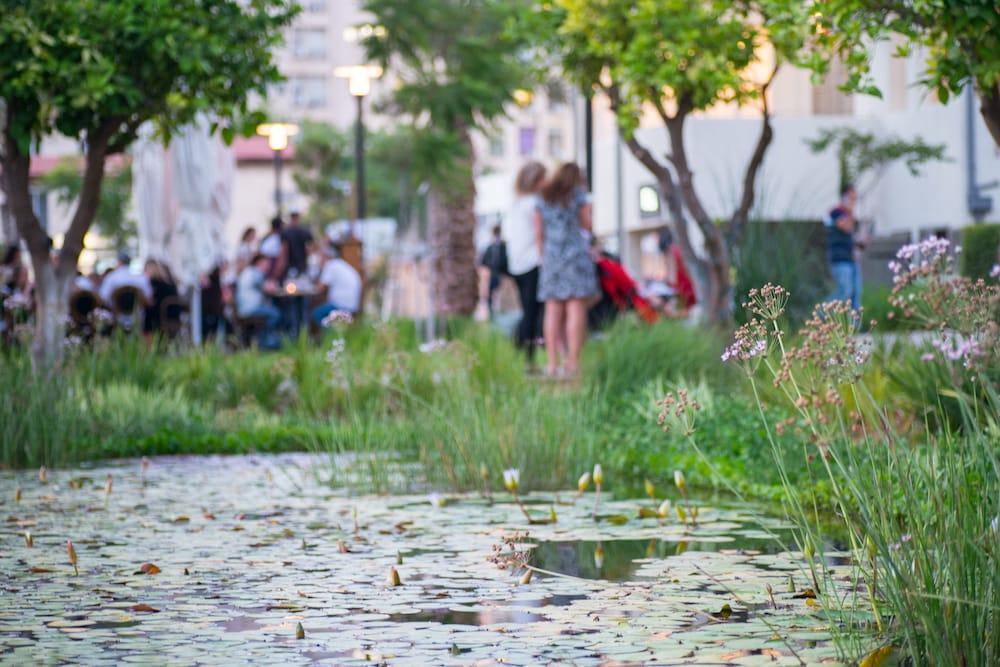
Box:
1, 454, 858, 665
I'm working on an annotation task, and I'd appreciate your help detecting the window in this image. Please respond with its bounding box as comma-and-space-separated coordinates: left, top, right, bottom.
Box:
547, 128, 563, 160
546, 81, 567, 110
488, 133, 504, 158
292, 28, 327, 60
290, 76, 327, 109
638, 185, 661, 218
812, 58, 853, 115
518, 127, 536, 157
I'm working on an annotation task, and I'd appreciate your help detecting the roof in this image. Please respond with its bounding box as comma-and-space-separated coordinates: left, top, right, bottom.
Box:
19, 136, 291, 180
232, 136, 295, 163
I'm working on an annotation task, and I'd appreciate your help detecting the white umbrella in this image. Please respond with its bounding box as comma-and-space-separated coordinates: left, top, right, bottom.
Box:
132, 123, 172, 263
169, 114, 218, 289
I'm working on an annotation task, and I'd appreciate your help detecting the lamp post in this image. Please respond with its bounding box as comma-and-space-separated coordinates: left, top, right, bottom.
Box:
335, 65, 382, 231
255, 122, 299, 216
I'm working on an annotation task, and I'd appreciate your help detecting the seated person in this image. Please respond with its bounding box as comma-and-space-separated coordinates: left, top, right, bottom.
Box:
99, 251, 152, 307
74, 271, 97, 293
235, 253, 282, 349
312, 244, 362, 325
143, 260, 179, 334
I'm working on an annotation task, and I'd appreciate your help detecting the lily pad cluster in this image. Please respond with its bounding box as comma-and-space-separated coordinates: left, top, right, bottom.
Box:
1, 454, 863, 664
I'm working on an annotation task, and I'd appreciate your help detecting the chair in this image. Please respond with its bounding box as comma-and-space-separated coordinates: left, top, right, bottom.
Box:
235, 314, 270, 348
159, 296, 187, 339
110, 285, 146, 332
68, 290, 99, 328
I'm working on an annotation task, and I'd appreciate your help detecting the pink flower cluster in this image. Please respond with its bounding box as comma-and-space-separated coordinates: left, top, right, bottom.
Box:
889, 236, 955, 286
721, 337, 766, 362
321, 310, 354, 327
931, 334, 983, 369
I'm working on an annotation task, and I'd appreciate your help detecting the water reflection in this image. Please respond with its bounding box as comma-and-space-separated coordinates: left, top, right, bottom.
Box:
532, 535, 786, 582
386, 594, 586, 626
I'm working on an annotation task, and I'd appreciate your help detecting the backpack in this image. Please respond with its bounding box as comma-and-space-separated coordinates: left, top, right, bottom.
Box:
482, 241, 508, 276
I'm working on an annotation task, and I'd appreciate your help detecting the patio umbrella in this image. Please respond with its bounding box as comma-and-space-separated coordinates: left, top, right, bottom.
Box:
169, 115, 229, 344
132, 123, 173, 263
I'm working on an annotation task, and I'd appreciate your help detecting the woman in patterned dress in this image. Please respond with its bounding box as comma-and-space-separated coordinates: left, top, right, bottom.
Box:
534, 163, 598, 378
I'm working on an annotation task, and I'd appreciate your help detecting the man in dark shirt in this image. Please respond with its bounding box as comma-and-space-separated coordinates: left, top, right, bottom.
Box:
479, 225, 507, 315
281, 211, 314, 277
825, 184, 860, 309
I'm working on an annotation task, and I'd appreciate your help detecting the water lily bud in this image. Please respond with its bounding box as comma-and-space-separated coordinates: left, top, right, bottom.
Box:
657, 499, 671, 517
549, 506, 558, 523
387, 566, 402, 586
14, 485, 21, 503
519, 569, 533, 585
577, 472, 591, 493
104, 474, 113, 497
24, 531, 33, 548
592, 464, 604, 487
803, 540, 815, 561
295, 622, 305, 640
39, 466, 47, 484
673, 470, 685, 491
67, 539, 78, 575
865, 536, 876, 560
593, 544, 605, 569
676, 505, 686, 522
644, 479, 656, 500
479, 462, 489, 481
502, 469, 520, 493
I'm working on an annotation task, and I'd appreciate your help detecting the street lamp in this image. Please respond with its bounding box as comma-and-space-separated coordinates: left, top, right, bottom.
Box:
335, 65, 382, 227
256, 122, 299, 216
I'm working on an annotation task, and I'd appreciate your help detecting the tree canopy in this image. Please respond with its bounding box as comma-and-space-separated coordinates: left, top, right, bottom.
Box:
362, 0, 533, 188
0, 0, 296, 368
811, 0, 1000, 146
535, 0, 814, 323
292, 121, 424, 230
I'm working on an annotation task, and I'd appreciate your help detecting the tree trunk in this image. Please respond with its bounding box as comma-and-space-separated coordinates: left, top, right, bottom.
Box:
427, 127, 479, 316
979, 82, 1000, 149
664, 116, 732, 326
3, 116, 113, 372
29, 259, 74, 370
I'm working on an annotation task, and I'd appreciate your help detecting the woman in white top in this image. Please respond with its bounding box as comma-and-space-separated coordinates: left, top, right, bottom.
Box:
501, 161, 547, 364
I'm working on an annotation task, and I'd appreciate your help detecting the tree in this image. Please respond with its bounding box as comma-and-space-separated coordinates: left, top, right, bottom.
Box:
0, 0, 295, 370
807, 127, 947, 193
291, 121, 352, 227
542, 0, 812, 324
362, 0, 532, 316
812, 0, 1000, 147
292, 122, 423, 231
41, 158, 136, 252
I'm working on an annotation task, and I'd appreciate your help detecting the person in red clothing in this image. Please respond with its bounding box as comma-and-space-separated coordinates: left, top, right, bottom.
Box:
658, 228, 696, 316
587, 240, 658, 330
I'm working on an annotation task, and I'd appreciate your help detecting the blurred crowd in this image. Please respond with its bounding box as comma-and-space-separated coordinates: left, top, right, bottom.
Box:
0, 210, 362, 348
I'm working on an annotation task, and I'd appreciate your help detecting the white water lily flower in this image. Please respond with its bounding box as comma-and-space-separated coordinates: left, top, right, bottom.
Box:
657, 499, 672, 517
428, 493, 444, 508
502, 469, 519, 493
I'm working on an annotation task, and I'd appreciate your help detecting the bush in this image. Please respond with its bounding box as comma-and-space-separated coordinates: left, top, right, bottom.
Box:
733, 220, 830, 327
958, 223, 999, 280
584, 317, 732, 398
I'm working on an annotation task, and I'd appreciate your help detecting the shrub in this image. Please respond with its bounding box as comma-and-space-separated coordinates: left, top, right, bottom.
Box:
733, 220, 830, 327
958, 223, 999, 280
